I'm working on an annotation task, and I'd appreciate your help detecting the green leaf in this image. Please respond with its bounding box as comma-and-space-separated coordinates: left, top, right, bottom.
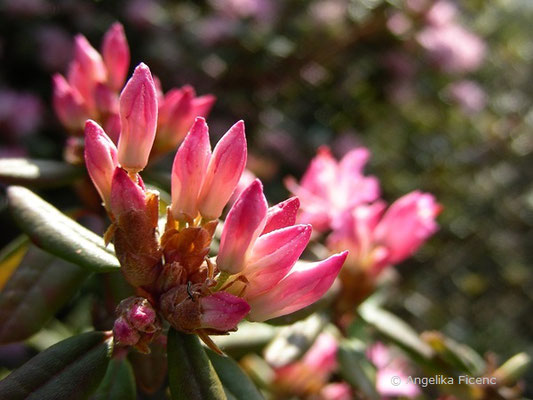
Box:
129, 340, 167, 395
358, 303, 435, 362
211, 322, 277, 359
0, 246, 90, 344
206, 349, 264, 400
0, 158, 83, 188
263, 313, 327, 368
167, 329, 226, 400
91, 358, 136, 400
0, 235, 29, 290
338, 340, 379, 400
7, 186, 120, 273
0, 331, 113, 400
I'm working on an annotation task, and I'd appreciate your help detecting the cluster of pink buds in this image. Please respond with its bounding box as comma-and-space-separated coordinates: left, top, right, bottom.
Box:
287, 147, 441, 311
53, 23, 214, 164
84, 63, 347, 352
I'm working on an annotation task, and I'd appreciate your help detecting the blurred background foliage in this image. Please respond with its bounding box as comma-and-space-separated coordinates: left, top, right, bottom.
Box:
0, 0, 532, 393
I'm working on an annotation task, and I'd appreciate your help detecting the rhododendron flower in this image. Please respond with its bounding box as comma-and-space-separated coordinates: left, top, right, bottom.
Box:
446, 80, 486, 114
273, 333, 342, 397
218, 179, 347, 321
171, 117, 247, 222
53, 23, 129, 138
155, 86, 216, 155
328, 191, 441, 276
285, 146, 380, 232
86, 87, 345, 351
367, 342, 420, 398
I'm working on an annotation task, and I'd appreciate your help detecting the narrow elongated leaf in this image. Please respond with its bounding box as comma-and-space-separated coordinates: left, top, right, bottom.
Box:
206, 349, 263, 400
91, 358, 136, 400
129, 340, 167, 395
0, 331, 113, 400
0, 246, 90, 344
7, 186, 119, 272
167, 329, 226, 400
0, 158, 83, 188
264, 313, 327, 368
211, 322, 277, 359
358, 303, 434, 362
338, 340, 379, 400
0, 236, 29, 290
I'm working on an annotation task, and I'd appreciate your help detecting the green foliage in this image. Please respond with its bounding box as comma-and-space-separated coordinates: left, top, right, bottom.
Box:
7, 186, 120, 273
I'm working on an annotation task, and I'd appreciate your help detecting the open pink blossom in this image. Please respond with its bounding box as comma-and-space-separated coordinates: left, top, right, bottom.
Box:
285, 146, 380, 232
328, 191, 440, 276
218, 180, 347, 321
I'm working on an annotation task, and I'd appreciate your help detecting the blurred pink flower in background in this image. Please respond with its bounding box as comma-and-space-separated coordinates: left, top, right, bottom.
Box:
285, 146, 380, 232
367, 342, 420, 398
425, 0, 457, 27
0, 89, 43, 139
209, 0, 276, 21
328, 191, 441, 276
446, 79, 487, 114
417, 20, 486, 74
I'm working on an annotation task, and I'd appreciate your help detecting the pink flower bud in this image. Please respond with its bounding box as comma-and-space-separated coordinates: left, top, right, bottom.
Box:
192, 94, 216, 118
199, 292, 250, 331
73, 34, 107, 83
113, 316, 140, 346
127, 299, 158, 333
102, 22, 130, 91
246, 251, 347, 322
84, 120, 118, 206
170, 117, 211, 220
262, 197, 300, 234
374, 191, 440, 264
244, 224, 311, 299
197, 120, 247, 220
94, 82, 118, 115
165, 86, 193, 142
109, 167, 146, 217
217, 180, 268, 275
52, 74, 88, 131
117, 63, 158, 173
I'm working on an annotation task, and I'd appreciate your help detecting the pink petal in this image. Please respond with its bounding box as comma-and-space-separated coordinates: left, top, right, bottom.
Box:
170, 117, 211, 220
244, 224, 311, 299
101, 22, 130, 91
200, 292, 250, 331
374, 191, 440, 264
262, 197, 300, 235
246, 251, 347, 321
117, 63, 158, 173
197, 120, 247, 220
110, 167, 146, 217
217, 180, 268, 275
192, 94, 216, 117
84, 120, 118, 206
52, 74, 88, 131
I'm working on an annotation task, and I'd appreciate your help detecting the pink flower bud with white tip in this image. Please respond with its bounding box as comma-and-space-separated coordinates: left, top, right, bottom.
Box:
117, 63, 158, 173
84, 120, 118, 207
170, 117, 211, 221
197, 120, 247, 220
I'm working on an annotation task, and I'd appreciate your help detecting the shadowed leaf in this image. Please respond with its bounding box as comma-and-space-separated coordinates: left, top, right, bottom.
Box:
0, 331, 113, 400
7, 186, 120, 273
